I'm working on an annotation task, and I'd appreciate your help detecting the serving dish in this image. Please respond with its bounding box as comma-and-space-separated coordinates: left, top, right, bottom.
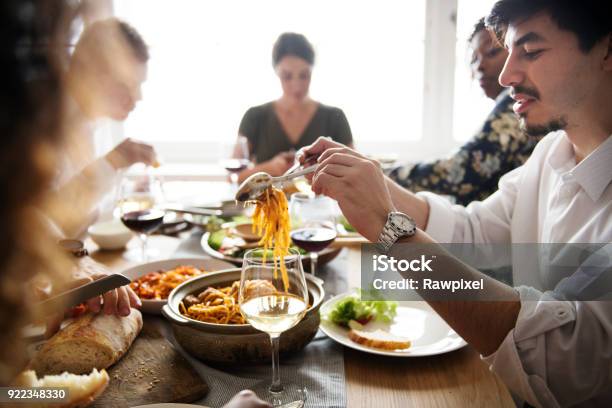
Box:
162, 268, 325, 364
182, 200, 247, 227
121, 257, 234, 314
200, 231, 342, 267
320, 292, 467, 357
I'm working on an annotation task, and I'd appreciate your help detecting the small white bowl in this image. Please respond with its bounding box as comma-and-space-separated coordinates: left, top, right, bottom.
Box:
88, 220, 133, 250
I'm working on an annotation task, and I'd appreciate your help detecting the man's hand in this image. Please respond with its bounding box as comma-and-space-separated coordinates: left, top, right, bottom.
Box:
297, 136, 344, 167
304, 141, 395, 242
45, 258, 141, 338
300, 136, 430, 232
105, 138, 158, 170
222, 390, 272, 408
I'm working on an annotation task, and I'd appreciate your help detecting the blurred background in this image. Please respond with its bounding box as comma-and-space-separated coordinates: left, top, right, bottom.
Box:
76, 0, 498, 179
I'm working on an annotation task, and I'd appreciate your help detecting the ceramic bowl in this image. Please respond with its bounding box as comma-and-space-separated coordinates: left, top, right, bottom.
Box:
162, 268, 324, 364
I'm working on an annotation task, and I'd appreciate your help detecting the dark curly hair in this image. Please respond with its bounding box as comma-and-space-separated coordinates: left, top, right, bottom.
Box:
468, 17, 487, 43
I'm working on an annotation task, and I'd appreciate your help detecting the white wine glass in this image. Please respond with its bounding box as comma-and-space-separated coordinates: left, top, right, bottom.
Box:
116, 170, 165, 262
289, 193, 338, 276
239, 248, 308, 406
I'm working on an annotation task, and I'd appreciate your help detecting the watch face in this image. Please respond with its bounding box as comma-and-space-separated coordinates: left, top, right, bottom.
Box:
391, 213, 415, 234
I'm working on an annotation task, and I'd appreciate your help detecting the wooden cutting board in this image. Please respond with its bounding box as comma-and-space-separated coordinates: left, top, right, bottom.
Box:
91, 322, 208, 407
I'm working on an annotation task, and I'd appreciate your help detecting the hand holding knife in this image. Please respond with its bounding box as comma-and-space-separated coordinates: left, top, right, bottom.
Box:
33, 273, 132, 319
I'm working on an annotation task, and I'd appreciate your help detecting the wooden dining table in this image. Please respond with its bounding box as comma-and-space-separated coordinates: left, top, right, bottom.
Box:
89, 231, 515, 408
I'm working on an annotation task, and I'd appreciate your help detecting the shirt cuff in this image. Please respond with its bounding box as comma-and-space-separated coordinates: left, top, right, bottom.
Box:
481, 286, 575, 407
481, 324, 543, 407
416, 191, 456, 242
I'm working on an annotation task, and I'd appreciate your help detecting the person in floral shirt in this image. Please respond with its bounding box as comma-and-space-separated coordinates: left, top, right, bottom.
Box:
389, 18, 541, 205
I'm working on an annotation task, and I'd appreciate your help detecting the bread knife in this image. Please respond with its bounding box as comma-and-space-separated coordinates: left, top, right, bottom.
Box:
34, 273, 131, 317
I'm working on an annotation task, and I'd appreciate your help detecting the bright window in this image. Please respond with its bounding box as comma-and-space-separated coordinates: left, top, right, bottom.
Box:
114, 0, 426, 159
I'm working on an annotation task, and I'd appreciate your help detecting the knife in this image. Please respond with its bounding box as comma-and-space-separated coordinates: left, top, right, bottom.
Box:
33, 273, 131, 318
163, 205, 223, 217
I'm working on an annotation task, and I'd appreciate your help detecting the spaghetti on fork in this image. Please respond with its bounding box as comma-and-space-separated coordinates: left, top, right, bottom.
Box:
250, 186, 291, 290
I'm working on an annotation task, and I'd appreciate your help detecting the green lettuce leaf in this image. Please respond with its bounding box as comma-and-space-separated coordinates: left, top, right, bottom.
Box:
326, 292, 397, 327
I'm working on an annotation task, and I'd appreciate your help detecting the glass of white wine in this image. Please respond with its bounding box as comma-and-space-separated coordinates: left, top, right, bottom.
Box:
239, 248, 309, 406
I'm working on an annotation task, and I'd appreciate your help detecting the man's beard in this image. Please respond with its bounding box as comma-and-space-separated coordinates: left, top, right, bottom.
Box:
519, 115, 568, 137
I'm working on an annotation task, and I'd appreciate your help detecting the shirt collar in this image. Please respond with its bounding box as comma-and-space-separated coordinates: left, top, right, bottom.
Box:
548, 132, 612, 202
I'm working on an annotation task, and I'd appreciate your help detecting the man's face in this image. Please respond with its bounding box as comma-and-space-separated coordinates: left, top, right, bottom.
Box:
499, 13, 602, 136
95, 58, 147, 121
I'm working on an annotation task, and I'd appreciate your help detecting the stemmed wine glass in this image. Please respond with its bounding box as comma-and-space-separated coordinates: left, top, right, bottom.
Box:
289, 193, 338, 276
219, 136, 250, 191
239, 248, 308, 406
116, 169, 165, 262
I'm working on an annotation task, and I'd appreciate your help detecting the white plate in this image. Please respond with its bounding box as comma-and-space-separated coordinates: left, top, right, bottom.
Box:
320, 292, 467, 357
122, 257, 235, 314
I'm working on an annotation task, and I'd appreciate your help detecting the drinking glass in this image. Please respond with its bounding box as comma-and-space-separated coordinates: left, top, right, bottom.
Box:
289, 193, 338, 276
219, 136, 250, 190
116, 170, 165, 262
239, 248, 308, 406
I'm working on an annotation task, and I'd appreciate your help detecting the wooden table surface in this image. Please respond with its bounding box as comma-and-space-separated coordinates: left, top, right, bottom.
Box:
90, 234, 515, 408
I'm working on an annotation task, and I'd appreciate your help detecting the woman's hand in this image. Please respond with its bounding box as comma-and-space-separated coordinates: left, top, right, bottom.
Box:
262, 151, 295, 175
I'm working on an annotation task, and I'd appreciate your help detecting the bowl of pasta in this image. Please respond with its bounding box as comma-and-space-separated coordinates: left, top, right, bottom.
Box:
122, 257, 235, 314
161, 268, 325, 364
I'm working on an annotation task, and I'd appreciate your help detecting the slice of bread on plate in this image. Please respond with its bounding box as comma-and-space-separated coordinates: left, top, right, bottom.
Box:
13, 368, 109, 408
348, 328, 411, 350
30, 309, 142, 375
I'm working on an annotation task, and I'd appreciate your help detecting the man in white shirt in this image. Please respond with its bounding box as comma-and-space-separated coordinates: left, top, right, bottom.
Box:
300, 0, 612, 405
49, 18, 158, 236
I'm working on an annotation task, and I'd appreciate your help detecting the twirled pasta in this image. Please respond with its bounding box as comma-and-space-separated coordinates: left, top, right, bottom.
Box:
251, 186, 291, 290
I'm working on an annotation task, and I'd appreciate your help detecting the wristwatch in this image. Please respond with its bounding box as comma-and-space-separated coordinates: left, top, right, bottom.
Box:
376, 211, 417, 253
58, 239, 89, 258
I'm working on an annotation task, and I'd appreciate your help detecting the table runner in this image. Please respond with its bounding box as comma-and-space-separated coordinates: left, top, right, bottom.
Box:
158, 233, 350, 407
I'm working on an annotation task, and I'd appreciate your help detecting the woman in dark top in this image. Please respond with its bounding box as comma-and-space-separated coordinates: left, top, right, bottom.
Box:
234, 32, 353, 183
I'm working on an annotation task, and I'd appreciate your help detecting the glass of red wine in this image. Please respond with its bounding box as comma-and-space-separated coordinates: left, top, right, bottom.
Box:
289, 193, 338, 276
116, 170, 165, 262
219, 136, 250, 190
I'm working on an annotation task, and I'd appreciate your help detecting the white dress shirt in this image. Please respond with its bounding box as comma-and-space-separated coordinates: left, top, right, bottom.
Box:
418, 131, 612, 407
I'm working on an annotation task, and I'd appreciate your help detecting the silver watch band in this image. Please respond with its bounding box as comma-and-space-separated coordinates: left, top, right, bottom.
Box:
376, 212, 417, 253
376, 226, 397, 253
